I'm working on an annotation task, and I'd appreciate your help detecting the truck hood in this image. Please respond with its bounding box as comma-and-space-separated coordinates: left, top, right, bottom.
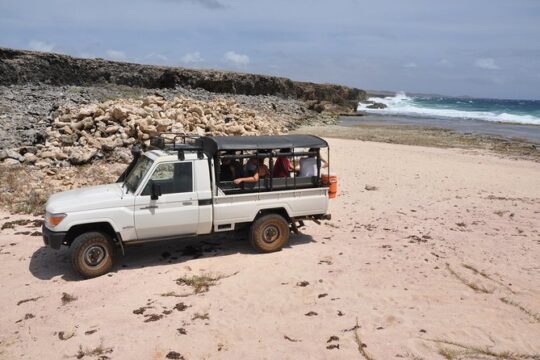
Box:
46, 183, 126, 214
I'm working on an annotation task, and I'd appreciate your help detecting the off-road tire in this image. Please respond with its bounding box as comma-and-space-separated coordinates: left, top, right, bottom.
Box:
71, 232, 114, 278
249, 214, 290, 253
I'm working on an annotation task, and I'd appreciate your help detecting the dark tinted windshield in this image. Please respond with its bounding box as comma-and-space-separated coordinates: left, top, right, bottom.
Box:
124, 156, 153, 193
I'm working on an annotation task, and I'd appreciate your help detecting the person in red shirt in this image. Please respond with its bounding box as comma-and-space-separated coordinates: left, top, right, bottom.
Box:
272, 148, 293, 178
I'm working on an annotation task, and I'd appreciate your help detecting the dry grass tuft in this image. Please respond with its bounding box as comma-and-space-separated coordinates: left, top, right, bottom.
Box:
428, 338, 540, 360
0, 163, 124, 215
0, 165, 49, 215
75, 340, 113, 359
192, 312, 210, 321
61, 292, 78, 305
500, 297, 540, 323
446, 264, 494, 294
462, 263, 515, 293
175, 272, 238, 294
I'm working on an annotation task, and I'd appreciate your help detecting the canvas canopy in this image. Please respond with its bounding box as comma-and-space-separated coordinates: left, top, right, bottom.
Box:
198, 135, 328, 155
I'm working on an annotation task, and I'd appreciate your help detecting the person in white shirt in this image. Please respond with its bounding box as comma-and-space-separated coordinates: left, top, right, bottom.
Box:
298, 148, 328, 177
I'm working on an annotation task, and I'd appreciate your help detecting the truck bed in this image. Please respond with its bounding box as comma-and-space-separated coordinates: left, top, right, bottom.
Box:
212, 187, 329, 232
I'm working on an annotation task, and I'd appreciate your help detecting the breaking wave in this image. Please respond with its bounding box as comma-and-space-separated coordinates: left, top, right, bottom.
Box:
357, 92, 540, 125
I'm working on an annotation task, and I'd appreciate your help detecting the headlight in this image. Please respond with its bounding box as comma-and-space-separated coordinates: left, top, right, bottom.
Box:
45, 212, 67, 228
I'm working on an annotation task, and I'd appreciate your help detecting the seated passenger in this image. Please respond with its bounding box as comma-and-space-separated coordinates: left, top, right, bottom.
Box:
272, 148, 293, 178
298, 148, 328, 177
233, 157, 268, 186
220, 151, 244, 181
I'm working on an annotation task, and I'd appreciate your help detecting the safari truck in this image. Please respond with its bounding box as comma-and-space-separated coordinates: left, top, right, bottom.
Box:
42, 134, 336, 278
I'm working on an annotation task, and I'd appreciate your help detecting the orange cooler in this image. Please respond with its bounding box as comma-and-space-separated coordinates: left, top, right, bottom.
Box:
322, 173, 338, 199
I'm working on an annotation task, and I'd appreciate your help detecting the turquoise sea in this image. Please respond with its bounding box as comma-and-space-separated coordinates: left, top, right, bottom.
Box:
351, 93, 540, 143
357, 93, 540, 125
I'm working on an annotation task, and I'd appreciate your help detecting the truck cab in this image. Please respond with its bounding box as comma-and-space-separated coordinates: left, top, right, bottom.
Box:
42, 134, 334, 278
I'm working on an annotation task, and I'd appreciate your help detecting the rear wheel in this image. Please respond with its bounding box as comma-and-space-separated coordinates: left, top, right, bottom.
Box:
71, 232, 113, 278
249, 214, 290, 253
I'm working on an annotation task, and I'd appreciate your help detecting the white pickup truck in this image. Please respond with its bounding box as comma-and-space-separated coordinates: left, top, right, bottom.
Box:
42, 134, 333, 278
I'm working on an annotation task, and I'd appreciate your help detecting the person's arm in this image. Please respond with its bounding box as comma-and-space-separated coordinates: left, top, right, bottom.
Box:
321, 158, 328, 168
286, 158, 293, 171
233, 171, 260, 185
294, 158, 303, 172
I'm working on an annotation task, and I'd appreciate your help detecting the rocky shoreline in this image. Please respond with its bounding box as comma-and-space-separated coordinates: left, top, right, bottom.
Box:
0, 84, 336, 166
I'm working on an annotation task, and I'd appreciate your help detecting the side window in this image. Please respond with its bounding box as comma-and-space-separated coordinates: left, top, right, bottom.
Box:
142, 162, 193, 195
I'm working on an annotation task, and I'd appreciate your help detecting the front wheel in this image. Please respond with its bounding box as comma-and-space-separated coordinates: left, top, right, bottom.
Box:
249, 214, 290, 253
71, 232, 114, 278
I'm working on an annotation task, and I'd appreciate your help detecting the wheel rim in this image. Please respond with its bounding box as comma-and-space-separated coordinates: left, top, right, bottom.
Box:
262, 224, 280, 244
83, 245, 107, 267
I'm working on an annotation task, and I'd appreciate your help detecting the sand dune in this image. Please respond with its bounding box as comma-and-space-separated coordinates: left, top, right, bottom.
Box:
1, 138, 539, 359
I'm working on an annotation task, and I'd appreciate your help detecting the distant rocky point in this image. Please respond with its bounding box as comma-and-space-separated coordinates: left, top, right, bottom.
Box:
0, 47, 366, 107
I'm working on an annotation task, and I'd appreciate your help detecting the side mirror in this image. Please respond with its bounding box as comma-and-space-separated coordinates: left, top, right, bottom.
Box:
150, 181, 162, 200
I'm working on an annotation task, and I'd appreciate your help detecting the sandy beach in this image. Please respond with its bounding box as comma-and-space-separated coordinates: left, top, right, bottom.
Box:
1, 138, 539, 359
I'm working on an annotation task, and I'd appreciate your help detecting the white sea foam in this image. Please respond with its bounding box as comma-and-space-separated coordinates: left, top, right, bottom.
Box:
357, 92, 540, 125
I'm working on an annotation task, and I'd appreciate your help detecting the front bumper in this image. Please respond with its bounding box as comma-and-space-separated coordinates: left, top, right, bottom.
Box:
42, 225, 67, 250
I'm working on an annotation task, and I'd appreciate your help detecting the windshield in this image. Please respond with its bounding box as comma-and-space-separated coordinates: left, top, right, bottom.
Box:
124, 156, 153, 193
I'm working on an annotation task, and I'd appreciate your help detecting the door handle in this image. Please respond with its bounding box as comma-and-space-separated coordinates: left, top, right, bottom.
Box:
140, 205, 158, 210
182, 201, 192, 206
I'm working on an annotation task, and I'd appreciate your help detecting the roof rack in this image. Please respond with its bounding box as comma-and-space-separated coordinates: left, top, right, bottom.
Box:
149, 133, 204, 160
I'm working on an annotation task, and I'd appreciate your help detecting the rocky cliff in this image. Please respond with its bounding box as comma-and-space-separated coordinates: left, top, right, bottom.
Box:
0, 47, 366, 106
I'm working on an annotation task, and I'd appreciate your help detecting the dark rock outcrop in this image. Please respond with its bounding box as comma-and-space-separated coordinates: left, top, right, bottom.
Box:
0, 47, 366, 107
366, 102, 387, 109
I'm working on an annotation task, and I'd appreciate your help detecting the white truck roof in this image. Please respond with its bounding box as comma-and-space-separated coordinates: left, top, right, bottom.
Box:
144, 149, 207, 163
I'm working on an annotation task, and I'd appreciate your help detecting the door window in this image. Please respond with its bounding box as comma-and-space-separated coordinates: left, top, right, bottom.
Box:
141, 162, 193, 195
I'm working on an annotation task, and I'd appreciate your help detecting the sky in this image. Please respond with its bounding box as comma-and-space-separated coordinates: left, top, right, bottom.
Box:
1, 0, 539, 100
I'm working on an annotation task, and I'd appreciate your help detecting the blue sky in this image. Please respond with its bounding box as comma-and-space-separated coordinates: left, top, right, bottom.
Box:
1, 0, 539, 99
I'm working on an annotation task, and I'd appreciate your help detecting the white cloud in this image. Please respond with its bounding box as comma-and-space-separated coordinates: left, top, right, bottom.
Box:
105, 50, 126, 60
474, 58, 500, 70
180, 51, 204, 64
29, 40, 55, 52
224, 51, 250, 66
403, 62, 417, 68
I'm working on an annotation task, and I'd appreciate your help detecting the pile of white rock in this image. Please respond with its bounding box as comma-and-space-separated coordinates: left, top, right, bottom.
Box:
1, 95, 287, 167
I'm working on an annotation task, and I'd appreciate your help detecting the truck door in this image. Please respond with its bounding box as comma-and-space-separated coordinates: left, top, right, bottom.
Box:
134, 161, 199, 240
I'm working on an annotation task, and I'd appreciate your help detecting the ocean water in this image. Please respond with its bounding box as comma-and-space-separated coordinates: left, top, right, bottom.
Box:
357, 92, 540, 125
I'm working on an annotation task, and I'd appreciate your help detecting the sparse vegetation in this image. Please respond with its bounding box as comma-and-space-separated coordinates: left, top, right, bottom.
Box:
175, 272, 238, 294
428, 338, 540, 360
500, 297, 540, 323
61, 292, 77, 305
462, 263, 515, 293
192, 312, 210, 321
0, 166, 49, 215
294, 124, 540, 162
0, 163, 124, 215
446, 264, 494, 294
75, 340, 113, 359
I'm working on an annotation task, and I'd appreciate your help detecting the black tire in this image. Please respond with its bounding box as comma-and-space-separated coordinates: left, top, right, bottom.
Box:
71, 232, 113, 278
249, 214, 290, 253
